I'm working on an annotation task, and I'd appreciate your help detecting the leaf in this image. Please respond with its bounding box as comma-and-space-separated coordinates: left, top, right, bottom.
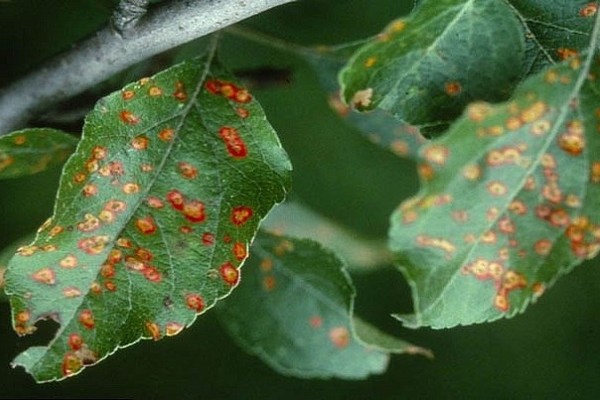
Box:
304, 41, 426, 159
218, 232, 430, 379
339, 0, 526, 128
390, 47, 600, 328
507, 0, 597, 75
0, 128, 78, 179
4, 47, 292, 381
261, 200, 392, 269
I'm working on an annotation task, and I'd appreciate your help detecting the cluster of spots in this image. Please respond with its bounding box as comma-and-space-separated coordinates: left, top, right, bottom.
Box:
486, 145, 528, 167
219, 127, 248, 159
165, 189, 207, 224
328, 326, 351, 349
416, 235, 456, 257
563, 216, 600, 259
13, 310, 35, 335
117, 243, 163, 285
16, 242, 59, 258
76, 145, 131, 190
74, 201, 127, 254
259, 257, 276, 291
62, 334, 97, 377
461, 258, 527, 311
144, 320, 184, 341
468, 98, 552, 139
205, 79, 253, 104
173, 81, 188, 102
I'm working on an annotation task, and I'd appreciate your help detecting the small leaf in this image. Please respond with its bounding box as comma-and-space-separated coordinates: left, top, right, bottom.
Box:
339, 0, 525, 128
218, 232, 428, 379
0, 128, 78, 179
304, 42, 426, 159
390, 51, 600, 328
5, 48, 291, 381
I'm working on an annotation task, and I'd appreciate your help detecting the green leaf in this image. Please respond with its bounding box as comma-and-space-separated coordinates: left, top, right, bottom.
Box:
0, 128, 78, 179
339, 0, 526, 128
304, 41, 426, 159
218, 232, 430, 380
4, 47, 291, 381
507, 0, 597, 75
390, 49, 600, 328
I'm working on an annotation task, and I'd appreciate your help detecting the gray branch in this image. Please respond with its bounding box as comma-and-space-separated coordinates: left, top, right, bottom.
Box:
0, 0, 296, 135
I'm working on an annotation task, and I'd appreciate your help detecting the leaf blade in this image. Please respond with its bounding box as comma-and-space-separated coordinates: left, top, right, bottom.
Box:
218, 232, 428, 379
5, 49, 291, 381
390, 51, 600, 328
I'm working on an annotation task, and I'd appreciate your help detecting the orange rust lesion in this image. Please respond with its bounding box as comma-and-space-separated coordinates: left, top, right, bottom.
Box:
416, 235, 456, 255
444, 81, 462, 96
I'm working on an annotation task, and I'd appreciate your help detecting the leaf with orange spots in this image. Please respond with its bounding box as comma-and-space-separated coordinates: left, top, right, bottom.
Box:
0, 128, 78, 179
302, 41, 426, 159
218, 232, 429, 379
4, 45, 291, 381
339, 0, 526, 129
390, 46, 600, 327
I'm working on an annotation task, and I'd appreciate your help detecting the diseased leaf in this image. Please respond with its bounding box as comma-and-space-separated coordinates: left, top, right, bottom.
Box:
5, 47, 291, 381
339, 0, 525, 128
0, 128, 78, 179
304, 41, 426, 159
390, 49, 600, 328
507, 0, 597, 75
218, 232, 429, 379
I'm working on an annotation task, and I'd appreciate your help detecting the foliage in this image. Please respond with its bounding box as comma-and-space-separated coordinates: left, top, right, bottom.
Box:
1, 0, 599, 394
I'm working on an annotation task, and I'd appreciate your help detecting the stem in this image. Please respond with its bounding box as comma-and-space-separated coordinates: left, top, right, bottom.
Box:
0, 0, 297, 135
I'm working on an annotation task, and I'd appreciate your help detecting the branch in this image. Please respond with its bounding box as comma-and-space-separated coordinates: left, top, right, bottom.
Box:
0, 0, 297, 135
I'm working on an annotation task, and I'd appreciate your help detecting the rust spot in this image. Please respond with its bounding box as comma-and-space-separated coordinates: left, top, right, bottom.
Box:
119, 110, 140, 125
136, 216, 157, 235
219, 262, 240, 286
231, 206, 253, 226
329, 326, 350, 349
185, 293, 205, 312
444, 81, 461, 96
79, 310, 95, 330
32, 267, 56, 285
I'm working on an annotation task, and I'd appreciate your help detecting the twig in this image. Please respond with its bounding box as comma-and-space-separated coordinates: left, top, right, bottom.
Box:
0, 0, 297, 135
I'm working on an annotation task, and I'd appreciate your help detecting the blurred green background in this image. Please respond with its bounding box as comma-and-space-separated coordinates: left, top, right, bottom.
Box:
1, 0, 600, 398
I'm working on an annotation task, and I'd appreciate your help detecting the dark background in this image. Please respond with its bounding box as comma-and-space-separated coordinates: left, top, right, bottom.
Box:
1, 1, 600, 398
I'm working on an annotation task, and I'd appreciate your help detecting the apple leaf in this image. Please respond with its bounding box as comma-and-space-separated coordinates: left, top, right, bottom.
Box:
218, 232, 430, 379
390, 47, 600, 327
0, 128, 78, 179
4, 46, 291, 381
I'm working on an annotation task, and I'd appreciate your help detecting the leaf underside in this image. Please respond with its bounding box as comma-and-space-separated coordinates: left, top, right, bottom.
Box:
391, 53, 600, 328
5, 51, 291, 382
218, 232, 428, 379
0, 128, 78, 179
